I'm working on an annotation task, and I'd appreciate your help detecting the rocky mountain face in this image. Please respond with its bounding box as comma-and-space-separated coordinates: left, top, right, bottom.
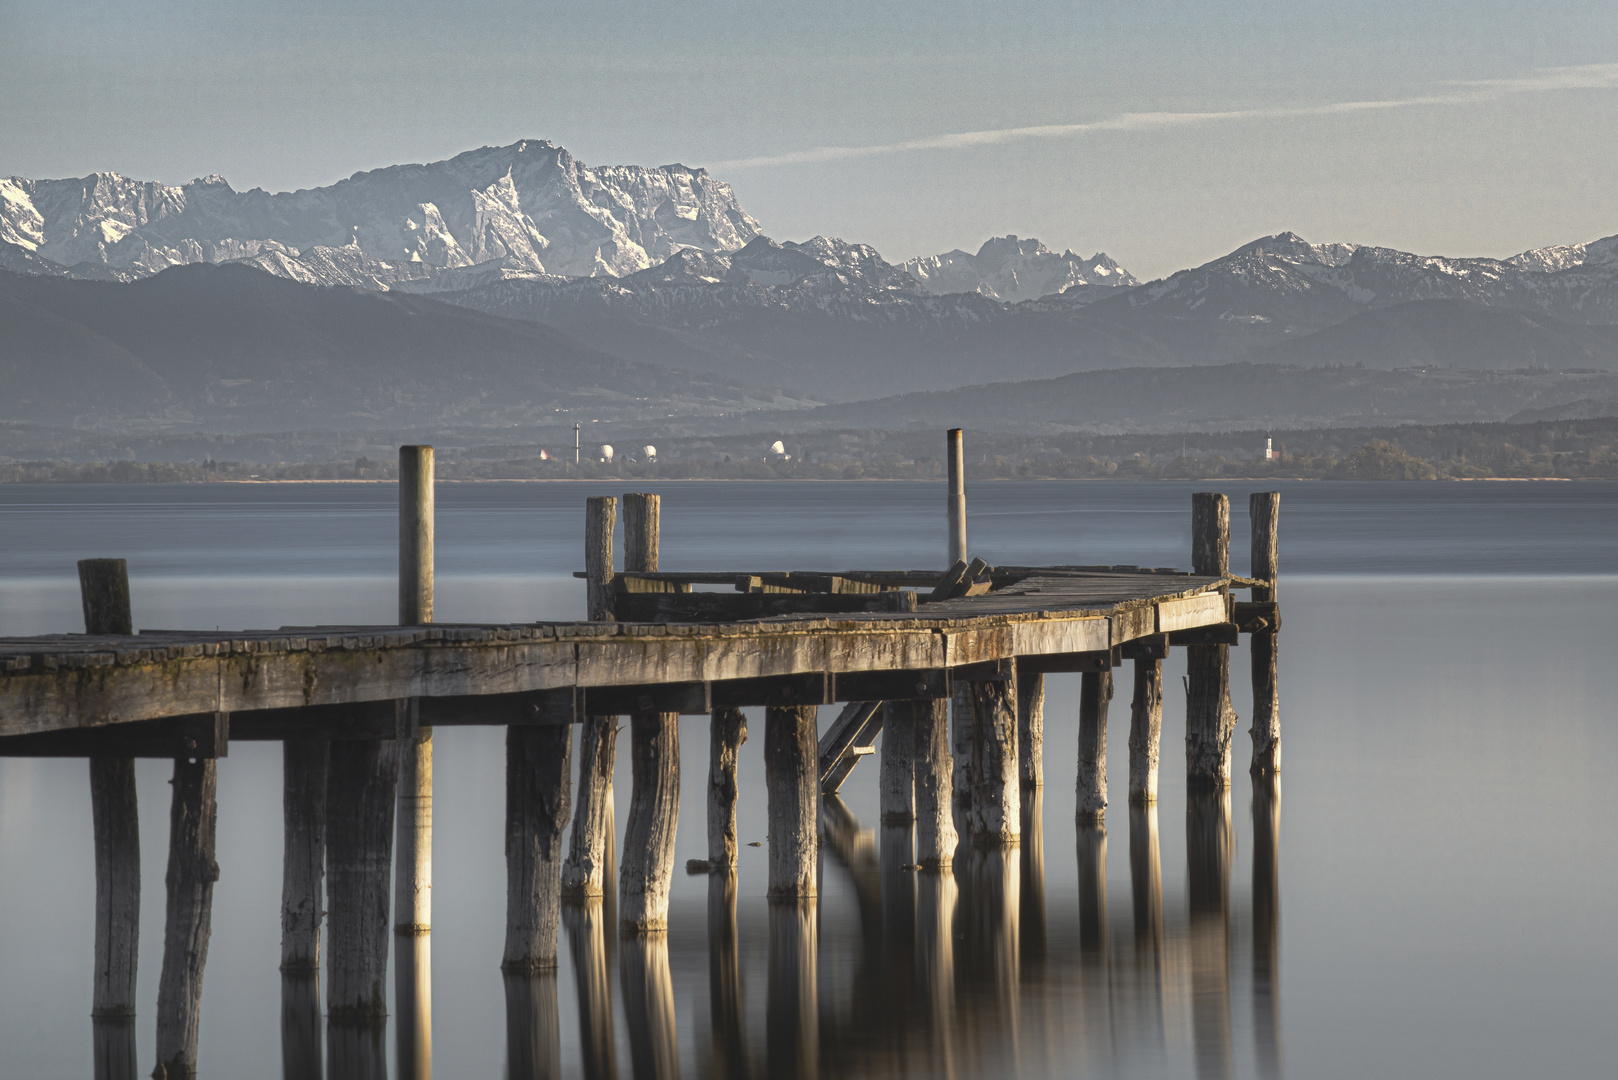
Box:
0, 141, 761, 286
902, 234, 1137, 302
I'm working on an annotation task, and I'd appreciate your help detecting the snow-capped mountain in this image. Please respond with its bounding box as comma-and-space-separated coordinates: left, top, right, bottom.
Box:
902, 235, 1137, 302
0, 141, 761, 286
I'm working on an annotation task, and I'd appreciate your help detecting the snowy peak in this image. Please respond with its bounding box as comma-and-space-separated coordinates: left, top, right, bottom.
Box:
1231, 232, 1359, 267
1507, 232, 1618, 273
902, 234, 1139, 302
0, 140, 763, 288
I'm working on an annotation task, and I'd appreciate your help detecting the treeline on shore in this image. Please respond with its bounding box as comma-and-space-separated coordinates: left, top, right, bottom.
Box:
5, 416, 1618, 483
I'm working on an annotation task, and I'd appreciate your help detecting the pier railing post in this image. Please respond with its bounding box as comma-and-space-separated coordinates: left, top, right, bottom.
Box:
564, 495, 619, 900
946, 428, 967, 565
619, 493, 682, 933
1187, 493, 1237, 789
79, 558, 141, 1027
1249, 492, 1281, 775
396, 445, 434, 940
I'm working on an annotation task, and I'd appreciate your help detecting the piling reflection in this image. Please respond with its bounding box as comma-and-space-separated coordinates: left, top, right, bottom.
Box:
914, 867, 958, 1077
504, 971, 561, 1080
394, 934, 431, 1080
326, 1020, 386, 1080
1019, 788, 1047, 963
566, 899, 620, 1080
701, 872, 745, 1080
767, 899, 819, 1080
1253, 775, 1283, 1079
1187, 789, 1235, 1080
92, 1019, 137, 1080
1128, 802, 1166, 1047
620, 934, 679, 1080
279, 975, 322, 1080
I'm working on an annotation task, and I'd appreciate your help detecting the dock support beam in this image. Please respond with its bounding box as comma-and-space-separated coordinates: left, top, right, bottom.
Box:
1187, 493, 1237, 789
1018, 670, 1045, 790
879, 701, 915, 825
1249, 492, 1282, 775
766, 705, 819, 898
947, 427, 967, 565
708, 707, 747, 868
327, 737, 401, 1021
396, 445, 434, 941
969, 670, 1020, 846
503, 724, 573, 972
80, 559, 141, 1025
912, 699, 958, 870
152, 755, 219, 1080
565, 495, 619, 900
1076, 670, 1114, 822
619, 493, 683, 933
280, 737, 328, 971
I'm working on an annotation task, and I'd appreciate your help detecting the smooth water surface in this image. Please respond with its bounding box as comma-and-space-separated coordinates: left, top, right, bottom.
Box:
1, 479, 1615, 1079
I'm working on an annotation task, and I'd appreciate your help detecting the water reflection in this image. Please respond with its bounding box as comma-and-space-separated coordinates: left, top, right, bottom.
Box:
394, 934, 431, 1080
279, 975, 322, 1080
326, 1020, 386, 1080
92, 1019, 138, 1080
1253, 776, 1283, 1079
702, 873, 746, 1080
767, 900, 818, 1080
1187, 790, 1235, 1080
620, 934, 679, 1080
566, 900, 620, 1080
503, 971, 561, 1080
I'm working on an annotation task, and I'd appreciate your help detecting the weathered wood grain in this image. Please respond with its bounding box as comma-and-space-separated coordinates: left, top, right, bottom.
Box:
1249, 492, 1282, 776
1128, 658, 1164, 805
585, 496, 617, 622
1017, 670, 1044, 790
326, 738, 401, 1020
398, 446, 433, 626
280, 737, 327, 972
1076, 671, 1114, 821
912, 698, 957, 870
947, 429, 967, 565
90, 756, 139, 1019
562, 715, 618, 899
969, 675, 1020, 845
706, 707, 747, 868
152, 757, 218, 1080
503, 724, 573, 972
620, 713, 680, 933
766, 705, 819, 898
879, 701, 915, 824
1188, 493, 1237, 790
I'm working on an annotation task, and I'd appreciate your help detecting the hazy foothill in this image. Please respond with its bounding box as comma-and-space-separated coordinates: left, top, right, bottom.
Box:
5, 139, 1618, 480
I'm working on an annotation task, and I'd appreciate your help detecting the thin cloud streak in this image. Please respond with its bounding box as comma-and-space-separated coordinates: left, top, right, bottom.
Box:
712, 63, 1618, 170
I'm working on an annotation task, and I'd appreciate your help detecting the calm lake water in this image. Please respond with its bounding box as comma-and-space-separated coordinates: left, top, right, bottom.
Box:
2, 479, 1616, 1079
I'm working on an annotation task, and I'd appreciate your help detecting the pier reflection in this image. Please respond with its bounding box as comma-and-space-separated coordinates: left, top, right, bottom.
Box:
620, 934, 679, 1080
92, 1019, 138, 1080
280, 975, 322, 1080
504, 970, 561, 1080
1253, 775, 1283, 1079
395, 934, 431, 1080
566, 899, 620, 1080
1188, 789, 1235, 1080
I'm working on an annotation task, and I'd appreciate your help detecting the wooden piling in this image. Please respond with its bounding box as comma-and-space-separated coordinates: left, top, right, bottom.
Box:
398, 446, 434, 625
396, 447, 434, 940
79, 559, 141, 1023
912, 698, 958, 870
619, 492, 683, 933
565, 495, 621, 900
1250, 492, 1282, 775
946, 428, 967, 565
1076, 670, 1114, 822
879, 701, 915, 824
1187, 493, 1238, 789
1017, 670, 1045, 790
326, 737, 401, 1021
950, 682, 973, 802
503, 724, 573, 972
152, 756, 219, 1080
1128, 657, 1164, 805
969, 673, 1020, 845
707, 707, 747, 868
766, 704, 819, 898
280, 737, 328, 972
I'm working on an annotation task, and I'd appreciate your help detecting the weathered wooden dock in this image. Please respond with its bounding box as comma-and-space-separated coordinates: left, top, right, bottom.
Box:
0, 436, 1282, 1079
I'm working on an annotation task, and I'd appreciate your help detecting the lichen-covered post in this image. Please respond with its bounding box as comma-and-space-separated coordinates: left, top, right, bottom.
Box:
879, 701, 915, 825
912, 698, 958, 870
969, 668, 1020, 846
396, 445, 434, 939
1075, 670, 1113, 822
503, 724, 573, 973
79, 559, 140, 1025
1017, 669, 1045, 790
766, 705, 819, 898
1187, 493, 1237, 788
1249, 491, 1281, 775
564, 495, 620, 900
618, 493, 683, 933
707, 707, 747, 868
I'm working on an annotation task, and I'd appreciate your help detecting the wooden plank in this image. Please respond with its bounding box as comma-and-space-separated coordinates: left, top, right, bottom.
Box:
1156, 593, 1226, 633
0, 712, 228, 758
1119, 633, 1170, 662
1169, 623, 1240, 647
833, 668, 949, 703
1234, 601, 1281, 633
817, 701, 883, 792
614, 592, 886, 622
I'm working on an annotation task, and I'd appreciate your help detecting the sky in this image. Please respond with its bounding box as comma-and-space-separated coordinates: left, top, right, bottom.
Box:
4, 0, 1618, 280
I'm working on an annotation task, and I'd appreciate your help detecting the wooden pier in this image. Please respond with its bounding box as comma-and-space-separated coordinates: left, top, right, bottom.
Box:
0, 437, 1281, 1078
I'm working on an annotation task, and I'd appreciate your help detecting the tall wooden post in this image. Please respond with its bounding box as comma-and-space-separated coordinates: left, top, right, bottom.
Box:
707, 707, 747, 868
1128, 656, 1164, 804
1250, 492, 1281, 775
397, 446, 434, 941
912, 698, 958, 870
1076, 670, 1113, 822
619, 493, 682, 933
766, 705, 819, 898
503, 724, 574, 973
946, 428, 967, 564
152, 755, 219, 1080
969, 671, 1020, 846
326, 736, 402, 1021
79, 560, 141, 1024
1017, 669, 1044, 790
1187, 493, 1237, 788
280, 737, 328, 972
879, 701, 915, 824
564, 495, 619, 900
950, 683, 973, 802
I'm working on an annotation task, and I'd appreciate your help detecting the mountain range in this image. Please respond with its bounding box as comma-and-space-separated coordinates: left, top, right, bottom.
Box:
9, 140, 1618, 419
